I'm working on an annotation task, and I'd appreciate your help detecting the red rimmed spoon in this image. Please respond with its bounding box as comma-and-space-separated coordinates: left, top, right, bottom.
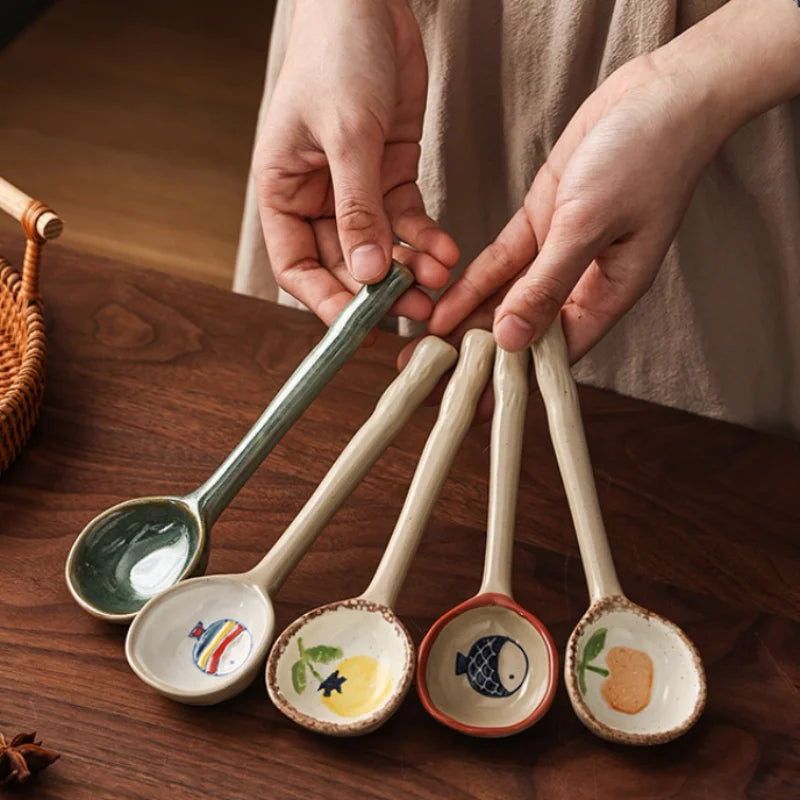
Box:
417, 347, 558, 737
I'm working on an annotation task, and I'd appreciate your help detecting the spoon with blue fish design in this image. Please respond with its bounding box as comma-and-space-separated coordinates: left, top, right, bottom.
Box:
66, 262, 413, 623
532, 316, 705, 745
416, 347, 558, 737
124, 336, 458, 704
266, 330, 496, 736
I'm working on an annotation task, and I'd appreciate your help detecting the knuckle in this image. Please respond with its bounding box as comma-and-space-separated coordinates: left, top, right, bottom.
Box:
517, 274, 565, 317
326, 108, 384, 157
457, 273, 484, 304
274, 257, 316, 293
335, 196, 379, 233
274, 270, 292, 292
550, 198, 611, 248
551, 199, 595, 236
253, 163, 286, 206
485, 239, 515, 280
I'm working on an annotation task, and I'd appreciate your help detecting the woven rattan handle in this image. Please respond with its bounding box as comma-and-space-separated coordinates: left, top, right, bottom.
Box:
0, 177, 63, 300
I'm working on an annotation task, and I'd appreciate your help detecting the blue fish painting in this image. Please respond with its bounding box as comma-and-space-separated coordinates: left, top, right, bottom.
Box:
455, 635, 529, 697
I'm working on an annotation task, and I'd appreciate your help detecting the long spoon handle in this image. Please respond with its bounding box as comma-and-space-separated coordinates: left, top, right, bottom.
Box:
532, 316, 623, 604
247, 336, 458, 593
362, 329, 496, 608
479, 347, 529, 597
193, 262, 413, 523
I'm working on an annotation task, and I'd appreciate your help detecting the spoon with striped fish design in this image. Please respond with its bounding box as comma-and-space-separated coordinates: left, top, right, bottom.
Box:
124, 336, 458, 704
66, 262, 413, 623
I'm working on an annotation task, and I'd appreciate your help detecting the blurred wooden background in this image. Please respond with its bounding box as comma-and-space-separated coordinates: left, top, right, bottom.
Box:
0, 0, 274, 288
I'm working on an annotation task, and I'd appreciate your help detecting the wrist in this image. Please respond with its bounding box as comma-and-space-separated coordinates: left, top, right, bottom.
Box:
652, 0, 800, 141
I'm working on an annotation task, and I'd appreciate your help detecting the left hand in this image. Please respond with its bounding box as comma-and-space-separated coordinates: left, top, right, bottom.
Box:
415, 49, 730, 365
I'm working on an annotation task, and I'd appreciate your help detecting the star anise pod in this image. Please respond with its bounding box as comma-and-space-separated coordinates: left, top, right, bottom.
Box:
0, 731, 60, 786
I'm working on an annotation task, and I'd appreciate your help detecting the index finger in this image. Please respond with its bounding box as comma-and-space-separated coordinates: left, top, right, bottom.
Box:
261, 206, 354, 325
428, 207, 538, 336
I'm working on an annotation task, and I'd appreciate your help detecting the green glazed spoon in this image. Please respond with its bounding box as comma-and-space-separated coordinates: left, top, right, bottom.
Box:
66, 262, 413, 623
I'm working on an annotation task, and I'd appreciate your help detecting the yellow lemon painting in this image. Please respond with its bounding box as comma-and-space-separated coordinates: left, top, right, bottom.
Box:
290, 639, 393, 719
321, 656, 392, 717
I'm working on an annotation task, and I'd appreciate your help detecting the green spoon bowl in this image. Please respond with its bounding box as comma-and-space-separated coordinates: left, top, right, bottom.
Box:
66, 496, 205, 621
65, 262, 413, 623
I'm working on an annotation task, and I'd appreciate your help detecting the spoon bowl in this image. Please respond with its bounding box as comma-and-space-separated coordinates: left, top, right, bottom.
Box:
565, 596, 705, 745
66, 263, 414, 622
127, 575, 275, 704
267, 599, 414, 736
266, 330, 497, 736
416, 347, 558, 737
418, 593, 557, 736
124, 336, 459, 704
532, 317, 706, 745
66, 497, 204, 621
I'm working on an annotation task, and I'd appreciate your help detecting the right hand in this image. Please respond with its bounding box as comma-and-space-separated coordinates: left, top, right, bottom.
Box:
254, 0, 459, 327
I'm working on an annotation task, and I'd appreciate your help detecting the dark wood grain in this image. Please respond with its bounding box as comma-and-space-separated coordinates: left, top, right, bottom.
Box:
0, 245, 798, 799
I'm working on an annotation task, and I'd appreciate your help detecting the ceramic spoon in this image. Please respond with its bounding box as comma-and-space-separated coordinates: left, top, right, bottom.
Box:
416, 347, 558, 737
532, 317, 706, 745
65, 263, 413, 623
124, 336, 458, 704
266, 329, 495, 736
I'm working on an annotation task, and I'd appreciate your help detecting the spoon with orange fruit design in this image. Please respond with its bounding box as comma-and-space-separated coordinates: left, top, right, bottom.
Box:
532, 317, 706, 745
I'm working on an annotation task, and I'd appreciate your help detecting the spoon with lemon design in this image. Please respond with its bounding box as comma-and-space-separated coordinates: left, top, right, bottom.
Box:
532, 316, 706, 745
266, 330, 496, 736
124, 336, 457, 704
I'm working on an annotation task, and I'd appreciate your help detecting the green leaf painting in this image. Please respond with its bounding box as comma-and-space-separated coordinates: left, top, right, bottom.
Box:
291, 638, 344, 695
577, 628, 610, 695
305, 645, 342, 664
291, 659, 307, 694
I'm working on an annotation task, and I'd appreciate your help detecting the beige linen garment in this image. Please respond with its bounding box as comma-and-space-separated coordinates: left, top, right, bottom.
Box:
234, 0, 800, 438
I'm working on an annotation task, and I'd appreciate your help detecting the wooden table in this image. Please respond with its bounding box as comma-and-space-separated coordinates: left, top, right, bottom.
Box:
1, 246, 798, 799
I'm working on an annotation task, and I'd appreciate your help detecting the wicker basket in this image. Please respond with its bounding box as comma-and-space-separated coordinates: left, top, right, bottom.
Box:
0, 178, 62, 473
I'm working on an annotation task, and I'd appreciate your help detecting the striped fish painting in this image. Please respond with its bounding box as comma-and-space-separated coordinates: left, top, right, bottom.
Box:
189, 619, 252, 677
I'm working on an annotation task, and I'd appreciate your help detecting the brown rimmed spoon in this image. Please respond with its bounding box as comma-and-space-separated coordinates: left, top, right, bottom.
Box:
265, 330, 496, 736
532, 316, 706, 745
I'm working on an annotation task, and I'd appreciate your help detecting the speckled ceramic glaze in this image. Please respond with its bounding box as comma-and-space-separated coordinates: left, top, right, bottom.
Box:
267, 331, 496, 736
66, 263, 414, 623
124, 337, 458, 704
532, 318, 706, 745
267, 599, 415, 736
417, 348, 557, 737
564, 597, 705, 744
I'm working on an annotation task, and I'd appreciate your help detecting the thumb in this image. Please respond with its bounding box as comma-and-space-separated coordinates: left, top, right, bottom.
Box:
328, 133, 393, 284
494, 204, 607, 350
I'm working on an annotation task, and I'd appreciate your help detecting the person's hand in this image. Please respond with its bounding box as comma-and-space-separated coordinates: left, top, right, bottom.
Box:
254, 0, 458, 328
420, 50, 731, 363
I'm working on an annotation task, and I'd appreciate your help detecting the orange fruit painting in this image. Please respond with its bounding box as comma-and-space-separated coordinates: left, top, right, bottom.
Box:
601, 646, 654, 714
577, 629, 654, 715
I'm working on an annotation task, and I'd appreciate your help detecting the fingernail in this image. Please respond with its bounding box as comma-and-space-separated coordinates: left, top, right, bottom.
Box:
350, 244, 385, 283
494, 313, 534, 350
